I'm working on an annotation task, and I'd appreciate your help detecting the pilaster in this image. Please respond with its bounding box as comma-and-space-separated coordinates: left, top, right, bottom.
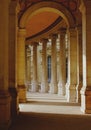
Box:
17, 29, 26, 103
0, 91, 11, 130
0, 0, 11, 129
8, 0, 19, 119
80, 1, 91, 113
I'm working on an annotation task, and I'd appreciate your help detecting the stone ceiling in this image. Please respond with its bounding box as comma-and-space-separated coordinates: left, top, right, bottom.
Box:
18, 0, 81, 39
26, 12, 60, 37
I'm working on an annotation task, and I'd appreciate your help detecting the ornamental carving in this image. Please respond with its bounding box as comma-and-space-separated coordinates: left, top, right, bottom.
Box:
19, 0, 78, 12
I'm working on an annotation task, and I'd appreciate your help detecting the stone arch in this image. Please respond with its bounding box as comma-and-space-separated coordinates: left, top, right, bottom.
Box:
19, 1, 75, 28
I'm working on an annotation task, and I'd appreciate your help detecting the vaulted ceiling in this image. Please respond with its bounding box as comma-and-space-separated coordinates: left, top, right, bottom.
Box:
18, 0, 81, 39
26, 11, 60, 38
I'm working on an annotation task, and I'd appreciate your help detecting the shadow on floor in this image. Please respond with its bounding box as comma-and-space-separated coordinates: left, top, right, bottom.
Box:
9, 111, 91, 130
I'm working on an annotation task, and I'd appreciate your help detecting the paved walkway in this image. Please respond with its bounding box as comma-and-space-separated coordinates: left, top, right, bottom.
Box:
19, 92, 83, 115
9, 92, 91, 130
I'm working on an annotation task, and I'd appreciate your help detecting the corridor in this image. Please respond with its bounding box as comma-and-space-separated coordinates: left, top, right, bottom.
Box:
9, 93, 91, 130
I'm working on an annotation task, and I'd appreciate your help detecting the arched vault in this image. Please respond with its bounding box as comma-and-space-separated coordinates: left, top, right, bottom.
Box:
19, 1, 75, 29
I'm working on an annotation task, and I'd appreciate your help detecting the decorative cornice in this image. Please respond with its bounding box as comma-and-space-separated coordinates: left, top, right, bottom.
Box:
18, 0, 78, 22
18, 0, 78, 13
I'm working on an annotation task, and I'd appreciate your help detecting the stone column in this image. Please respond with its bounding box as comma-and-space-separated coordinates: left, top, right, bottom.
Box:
25, 45, 31, 91
67, 28, 78, 102
50, 34, 58, 94
8, 0, 19, 119
76, 26, 82, 103
80, 1, 91, 113
40, 39, 48, 93
17, 29, 26, 103
58, 29, 66, 96
0, 0, 11, 129
31, 42, 38, 92
65, 34, 69, 98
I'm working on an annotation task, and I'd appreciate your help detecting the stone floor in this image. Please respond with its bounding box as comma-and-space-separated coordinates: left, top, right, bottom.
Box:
24, 92, 81, 115
9, 92, 91, 130
26, 92, 67, 102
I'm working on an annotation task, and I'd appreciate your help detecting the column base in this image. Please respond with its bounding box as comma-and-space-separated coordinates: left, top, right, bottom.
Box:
49, 83, 58, 94
0, 90, 11, 130
40, 82, 48, 93
80, 87, 91, 114
58, 82, 65, 96
31, 81, 38, 92
9, 87, 19, 119
67, 85, 77, 102
65, 83, 69, 98
18, 85, 26, 103
0, 120, 11, 130
76, 84, 82, 103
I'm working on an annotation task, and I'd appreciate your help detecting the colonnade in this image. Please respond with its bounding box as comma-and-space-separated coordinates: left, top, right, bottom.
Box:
1, 1, 91, 129
25, 27, 82, 103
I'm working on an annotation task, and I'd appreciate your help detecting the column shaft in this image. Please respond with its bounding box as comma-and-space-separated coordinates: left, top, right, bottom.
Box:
58, 29, 66, 96
50, 34, 58, 94
25, 46, 31, 91
31, 42, 38, 92
76, 27, 82, 103
67, 28, 78, 102
17, 29, 26, 103
41, 39, 48, 93
8, 0, 19, 118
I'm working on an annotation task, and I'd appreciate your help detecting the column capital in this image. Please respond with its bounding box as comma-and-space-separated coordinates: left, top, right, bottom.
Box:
69, 27, 77, 37
58, 28, 67, 36
49, 33, 58, 40
31, 41, 39, 46
9, 0, 17, 14
40, 38, 49, 44
79, 0, 86, 12
76, 26, 82, 34
18, 29, 26, 37
83, 0, 91, 8
26, 45, 31, 54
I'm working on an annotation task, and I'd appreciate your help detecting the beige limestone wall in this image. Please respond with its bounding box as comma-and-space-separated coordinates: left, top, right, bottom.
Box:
80, 0, 91, 113
0, 1, 9, 91
0, 0, 11, 129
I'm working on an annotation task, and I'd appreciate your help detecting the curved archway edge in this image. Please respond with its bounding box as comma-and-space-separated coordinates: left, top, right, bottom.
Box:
19, 1, 75, 28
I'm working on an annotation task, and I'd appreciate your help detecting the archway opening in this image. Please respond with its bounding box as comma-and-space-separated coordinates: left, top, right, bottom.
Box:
18, 1, 79, 105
